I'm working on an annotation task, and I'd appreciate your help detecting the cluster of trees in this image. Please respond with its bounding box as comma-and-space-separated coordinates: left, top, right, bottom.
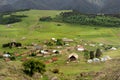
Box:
39, 16, 52, 21
22, 58, 46, 76
84, 48, 102, 59
0, 13, 27, 24
54, 11, 120, 27
45, 39, 65, 46
2, 42, 22, 48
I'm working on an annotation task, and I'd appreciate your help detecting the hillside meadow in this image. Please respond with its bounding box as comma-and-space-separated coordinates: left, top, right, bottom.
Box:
0, 10, 120, 80
0, 10, 120, 52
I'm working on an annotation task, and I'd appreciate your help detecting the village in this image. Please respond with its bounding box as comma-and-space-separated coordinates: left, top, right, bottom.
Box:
1, 37, 119, 64
0, 5, 120, 79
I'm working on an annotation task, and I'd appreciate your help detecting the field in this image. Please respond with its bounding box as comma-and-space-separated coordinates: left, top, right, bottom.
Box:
0, 10, 120, 80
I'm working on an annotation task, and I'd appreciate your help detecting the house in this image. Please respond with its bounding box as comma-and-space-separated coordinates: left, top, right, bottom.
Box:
3, 54, 10, 58
89, 44, 95, 47
87, 59, 93, 63
36, 54, 43, 57
68, 53, 78, 62
99, 43, 104, 46
52, 50, 60, 54
40, 50, 51, 56
51, 38, 57, 41
66, 47, 75, 51
65, 43, 69, 46
62, 38, 73, 42
76, 45, 85, 51
93, 58, 100, 62
40, 50, 48, 54
110, 47, 117, 50
34, 45, 42, 50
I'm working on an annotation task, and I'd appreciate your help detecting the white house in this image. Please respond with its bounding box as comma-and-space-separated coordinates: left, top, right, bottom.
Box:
3, 54, 10, 58
77, 45, 85, 51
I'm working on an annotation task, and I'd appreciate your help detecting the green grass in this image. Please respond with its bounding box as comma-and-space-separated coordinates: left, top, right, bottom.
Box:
0, 10, 119, 45
0, 10, 120, 80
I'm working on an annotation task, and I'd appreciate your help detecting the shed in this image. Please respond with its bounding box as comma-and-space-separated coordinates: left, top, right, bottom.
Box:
68, 53, 78, 61
76, 45, 85, 51
3, 54, 10, 58
62, 38, 73, 42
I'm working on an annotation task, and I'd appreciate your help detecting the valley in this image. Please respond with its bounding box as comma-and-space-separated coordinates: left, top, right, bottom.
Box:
0, 10, 120, 80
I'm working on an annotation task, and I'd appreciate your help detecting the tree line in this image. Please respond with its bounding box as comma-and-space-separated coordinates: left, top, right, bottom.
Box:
52, 11, 120, 27
0, 13, 27, 24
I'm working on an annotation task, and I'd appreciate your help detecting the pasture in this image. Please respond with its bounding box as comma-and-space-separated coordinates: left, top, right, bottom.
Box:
0, 10, 120, 52
0, 10, 120, 80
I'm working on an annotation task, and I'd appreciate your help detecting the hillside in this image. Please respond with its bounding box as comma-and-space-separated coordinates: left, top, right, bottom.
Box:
0, 0, 120, 14
0, 10, 120, 80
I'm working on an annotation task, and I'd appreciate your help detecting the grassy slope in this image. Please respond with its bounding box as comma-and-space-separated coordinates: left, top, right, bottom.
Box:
0, 10, 120, 80
0, 10, 120, 51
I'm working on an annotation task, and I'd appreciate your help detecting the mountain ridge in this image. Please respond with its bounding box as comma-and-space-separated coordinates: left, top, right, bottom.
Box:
0, 0, 120, 14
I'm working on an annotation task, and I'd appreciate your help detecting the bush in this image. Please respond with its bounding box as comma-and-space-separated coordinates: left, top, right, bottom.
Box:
45, 41, 54, 46
57, 24, 62, 26
39, 16, 52, 21
56, 39, 65, 46
52, 69, 59, 74
45, 39, 65, 46
84, 50, 89, 59
29, 53, 36, 57
22, 58, 46, 76
9, 56, 16, 60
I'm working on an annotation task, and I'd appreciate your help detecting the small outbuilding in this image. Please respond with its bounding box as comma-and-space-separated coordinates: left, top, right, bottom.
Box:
62, 38, 74, 42
76, 45, 85, 51
52, 50, 60, 54
110, 47, 117, 50
3, 54, 11, 58
68, 53, 78, 62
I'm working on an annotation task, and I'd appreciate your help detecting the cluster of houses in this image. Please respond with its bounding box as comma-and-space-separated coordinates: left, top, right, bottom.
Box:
1, 37, 119, 63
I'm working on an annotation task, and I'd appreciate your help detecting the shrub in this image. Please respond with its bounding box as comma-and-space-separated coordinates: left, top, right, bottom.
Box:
29, 53, 36, 57
56, 39, 65, 46
22, 58, 46, 76
57, 24, 61, 26
84, 50, 89, 59
39, 16, 52, 21
45, 41, 54, 46
52, 69, 59, 74
9, 56, 16, 60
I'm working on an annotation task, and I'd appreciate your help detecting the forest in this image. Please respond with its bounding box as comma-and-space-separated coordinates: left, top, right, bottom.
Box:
52, 11, 120, 27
